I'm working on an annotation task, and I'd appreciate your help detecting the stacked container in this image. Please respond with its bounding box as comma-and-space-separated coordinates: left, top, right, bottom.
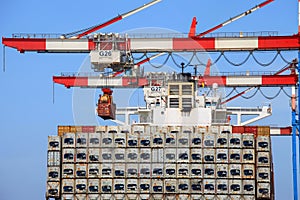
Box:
47, 125, 274, 200
47, 136, 61, 199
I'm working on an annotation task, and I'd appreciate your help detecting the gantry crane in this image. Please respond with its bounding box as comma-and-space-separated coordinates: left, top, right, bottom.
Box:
2, 0, 300, 199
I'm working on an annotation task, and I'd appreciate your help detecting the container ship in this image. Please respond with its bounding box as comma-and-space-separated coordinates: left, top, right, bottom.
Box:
46, 76, 275, 200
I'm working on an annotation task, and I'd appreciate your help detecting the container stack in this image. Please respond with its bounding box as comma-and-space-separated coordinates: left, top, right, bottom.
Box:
46, 125, 274, 200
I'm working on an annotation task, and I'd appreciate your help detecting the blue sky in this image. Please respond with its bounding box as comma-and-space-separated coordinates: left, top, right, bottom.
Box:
0, 0, 299, 199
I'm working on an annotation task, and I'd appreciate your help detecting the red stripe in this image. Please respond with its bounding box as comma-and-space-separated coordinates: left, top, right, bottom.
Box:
173, 38, 215, 51
88, 39, 95, 50
53, 76, 88, 88
262, 75, 298, 86
2, 38, 46, 52
258, 35, 299, 50
122, 77, 148, 87
258, 0, 274, 8
279, 127, 292, 135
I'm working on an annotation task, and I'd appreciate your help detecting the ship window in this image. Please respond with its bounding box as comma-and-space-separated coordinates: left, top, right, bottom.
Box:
169, 98, 179, 108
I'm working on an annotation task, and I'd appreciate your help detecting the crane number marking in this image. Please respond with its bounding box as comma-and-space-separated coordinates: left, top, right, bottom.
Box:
99, 50, 112, 57
151, 86, 161, 92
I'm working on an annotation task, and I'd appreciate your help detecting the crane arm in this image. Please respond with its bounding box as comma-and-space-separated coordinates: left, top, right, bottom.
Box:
196, 0, 274, 37
67, 0, 161, 39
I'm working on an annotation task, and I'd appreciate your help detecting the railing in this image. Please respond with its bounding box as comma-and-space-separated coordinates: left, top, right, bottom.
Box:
11, 31, 278, 39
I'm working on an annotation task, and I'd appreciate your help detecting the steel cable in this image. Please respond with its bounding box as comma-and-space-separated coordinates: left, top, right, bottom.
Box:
258, 87, 282, 100
222, 52, 252, 66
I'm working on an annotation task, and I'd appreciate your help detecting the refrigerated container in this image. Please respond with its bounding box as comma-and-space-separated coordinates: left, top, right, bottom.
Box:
242, 149, 255, 164
216, 133, 228, 148
257, 167, 271, 182
210, 125, 220, 134
126, 148, 139, 163
139, 163, 151, 178
114, 163, 126, 178
216, 164, 228, 179
191, 163, 202, 178
128, 126, 141, 148
101, 194, 113, 200
114, 194, 126, 200
152, 163, 164, 178
75, 179, 87, 193
114, 129, 127, 148
191, 194, 203, 199
229, 164, 242, 179
88, 179, 100, 194
47, 181, 60, 198
178, 194, 190, 200
88, 133, 101, 148
203, 133, 215, 148
139, 127, 151, 147
88, 148, 100, 163
63, 133, 76, 148
152, 179, 164, 193
75, 163, 87, 178
217, 195, 230, 200
256, 135, 271, 151
101, 163, 113, 178
62, 179, 74, 194
152, 127, 165, 147
165, 194, 176, 200
177, 163, 189, 178
48, 151, 60, 166
203, 149, 215, 163
76, 132, 88, 148
179, 126, 192, 147
229, 179, 242, 195
242, 164, 255, 179
126, 179, 138, 193
242, 133, 255, 149
191, 148, 202, 163
114, 148, 126, 163
126, 163, 139, 177
229, 149, 241, 163
139, 179, 151, 193
216, 149, 228, 163
177, 148, 190, 163
192, 127, 204, 147
216, 179, 228, 194
113, 179, 126, 193
87, 163, 100, 178
164, 179, 177, 193
62, 148, 75, 163
257, 182, 271, 199
95, 126, 106, 133
87, 194, 100, 200
152, 149, 164, 163
203, 164, 215, 178
165, 163, 177, 178
243, 180, 255, 195
257, 152, 271, 166
178, 179, 190, 194
75, 194, 87, 200
165, 148, 177, 163
229, 133, 242, 148
166, 126, 179, 147
203, 179, 215, 194
126, 194, 138, 200
152, 194, 164, 200
47, 166, 60, 181
62, 163, 75, 178
101, 179, 113, 193
101, 131, 114, 148
61, 194, 74, 200
48, 136, 61, 151
101, 148, 113, 163
76, 148, 87, 163
244, 195, 256, 200
139, 148, 151, 163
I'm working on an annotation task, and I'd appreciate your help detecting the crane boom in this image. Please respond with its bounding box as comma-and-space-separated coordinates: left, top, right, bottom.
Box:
197, 0, 274, 37
70, 0, 161, 39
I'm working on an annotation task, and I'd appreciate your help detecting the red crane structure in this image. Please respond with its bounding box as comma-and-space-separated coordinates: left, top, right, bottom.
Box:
2, 0, 300, 199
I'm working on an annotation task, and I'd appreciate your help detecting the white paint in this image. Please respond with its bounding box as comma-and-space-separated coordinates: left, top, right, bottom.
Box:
46, 39, 89, 50
215, 38, 258, 50
87, 77, 123, 87
226, 76, 262, 86
130, 38, 173, 50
